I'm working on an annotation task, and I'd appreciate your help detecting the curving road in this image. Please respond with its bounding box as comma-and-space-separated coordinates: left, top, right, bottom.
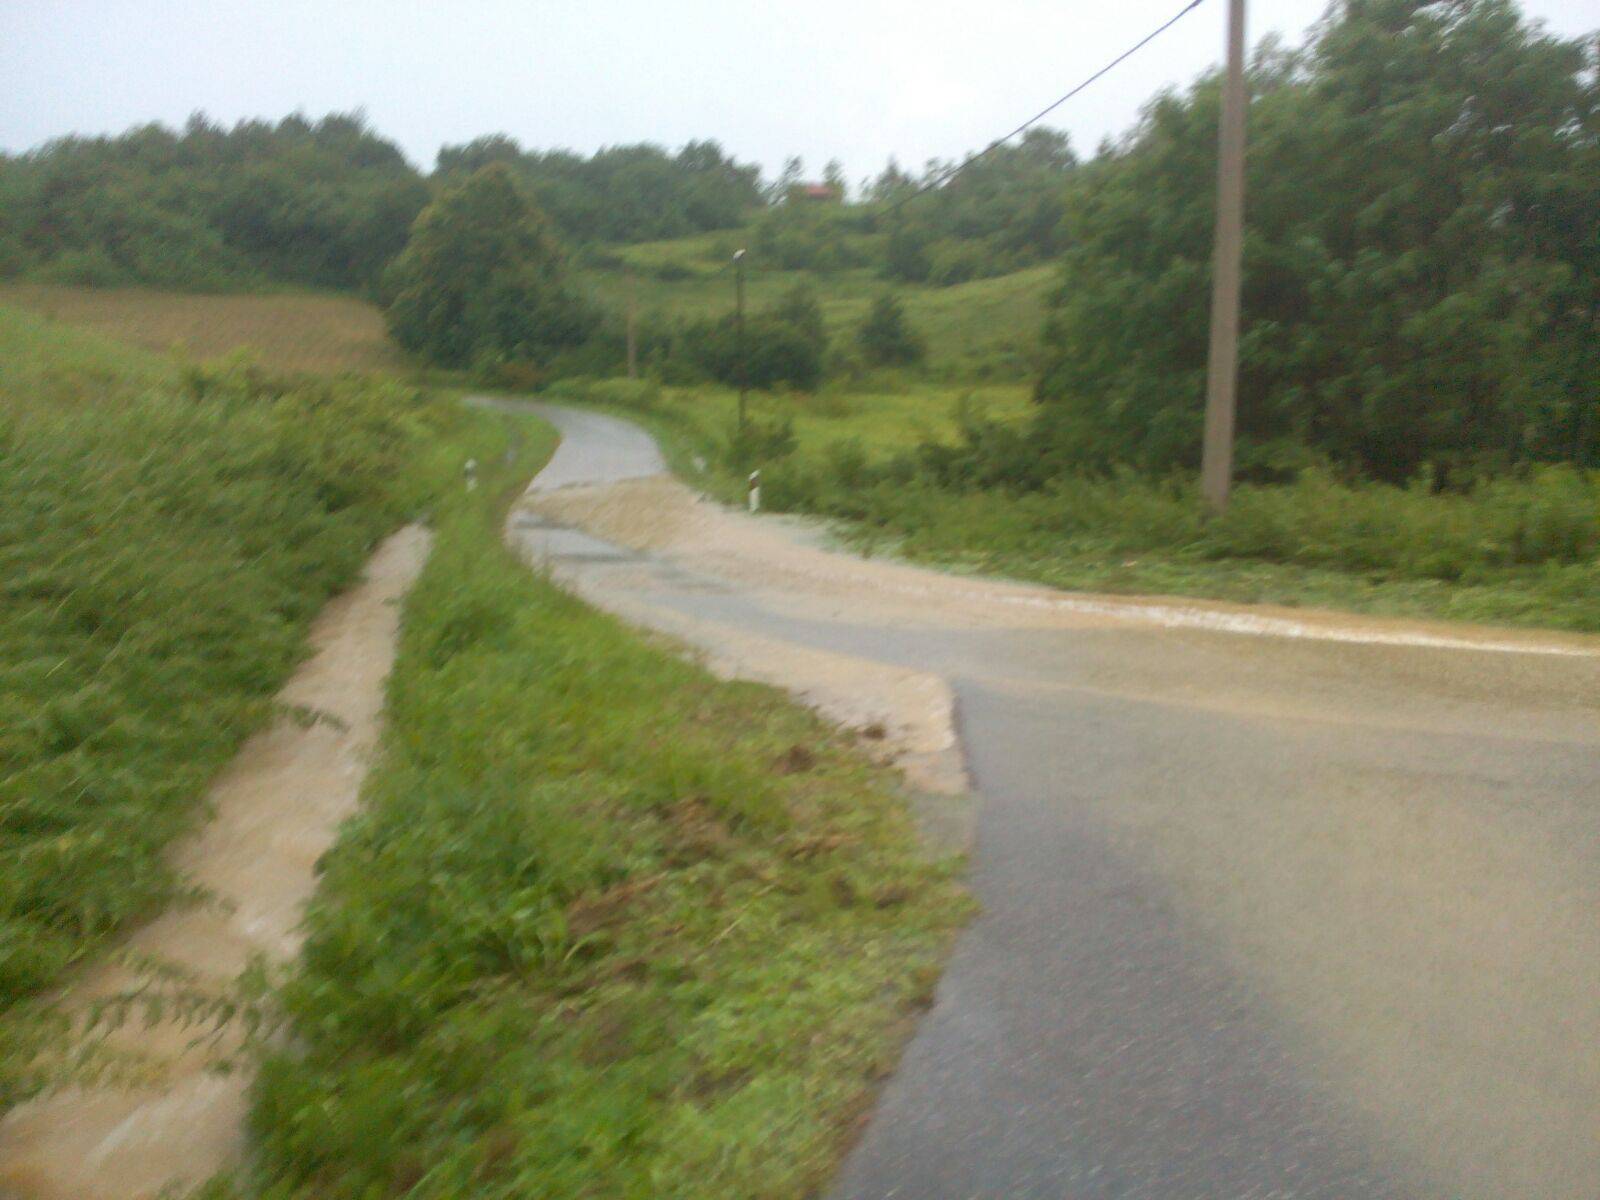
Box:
508, 403, 1600, 1200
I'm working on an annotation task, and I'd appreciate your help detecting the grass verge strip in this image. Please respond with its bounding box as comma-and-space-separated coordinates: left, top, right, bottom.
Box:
0, 305, 510, 1104
231, 421, 969, 1197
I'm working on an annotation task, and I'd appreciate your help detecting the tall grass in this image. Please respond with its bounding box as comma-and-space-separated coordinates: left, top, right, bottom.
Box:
0, 306, 494, 1103
758, 457, 1600, 629
540, 374, 1600, 631
233, 428, 968, 1198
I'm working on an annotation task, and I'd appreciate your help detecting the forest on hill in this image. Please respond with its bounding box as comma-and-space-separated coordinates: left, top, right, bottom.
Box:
0, 0, 1594, 479
0, 113, 427, 291
1033, 0, 1600, 483
0, 112, 1074, 294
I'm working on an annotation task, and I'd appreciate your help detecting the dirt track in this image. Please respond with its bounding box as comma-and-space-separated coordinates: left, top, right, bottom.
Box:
511, 403, 1600, 1200
0, 526, 431, 1200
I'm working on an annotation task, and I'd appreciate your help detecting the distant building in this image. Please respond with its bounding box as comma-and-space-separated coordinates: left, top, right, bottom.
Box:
798, 182, 841, 203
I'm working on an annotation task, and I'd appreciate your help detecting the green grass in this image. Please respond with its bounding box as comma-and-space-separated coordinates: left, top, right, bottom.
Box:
0, 305, 507, 1104
537, 375, 1600, 634
738, 383, 1031, 459
757, 465, 1600, 633
547, 376, 1031, 465
229, 417, 969, 1198
818, 484, 1600, 631
577, 232, 1055, 378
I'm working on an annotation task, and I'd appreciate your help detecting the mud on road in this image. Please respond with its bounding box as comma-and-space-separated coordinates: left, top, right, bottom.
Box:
512, 402, 1600, 1200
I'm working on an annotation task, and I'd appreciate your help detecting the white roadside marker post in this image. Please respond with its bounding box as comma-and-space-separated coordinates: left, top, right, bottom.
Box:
748, 469, 761, 513
464, 458, 478, 492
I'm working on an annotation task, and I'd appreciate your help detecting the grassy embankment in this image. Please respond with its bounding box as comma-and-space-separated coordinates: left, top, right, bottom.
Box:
0, 297, 968, 1192
580, 231, 1056, 381
0, 303, 504, 1104
214, 407, 968, 1198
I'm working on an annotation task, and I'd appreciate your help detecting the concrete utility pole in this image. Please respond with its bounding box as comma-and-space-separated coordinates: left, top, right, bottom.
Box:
1201, 0, 1247, 512
733, 248, 748, 432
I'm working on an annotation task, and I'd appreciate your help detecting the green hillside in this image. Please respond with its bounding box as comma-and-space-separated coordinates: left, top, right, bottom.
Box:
579, 232, 1055, 380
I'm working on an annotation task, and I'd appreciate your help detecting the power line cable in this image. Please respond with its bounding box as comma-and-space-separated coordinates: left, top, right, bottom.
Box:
888, 0, 1208, 213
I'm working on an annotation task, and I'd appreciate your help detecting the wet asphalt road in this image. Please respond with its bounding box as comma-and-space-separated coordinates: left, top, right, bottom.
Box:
510, 403, 1600, 1200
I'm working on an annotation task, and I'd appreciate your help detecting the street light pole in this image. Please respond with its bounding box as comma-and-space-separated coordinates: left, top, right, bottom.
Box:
733, 248, 748, 433
1201, 0, 1247, 512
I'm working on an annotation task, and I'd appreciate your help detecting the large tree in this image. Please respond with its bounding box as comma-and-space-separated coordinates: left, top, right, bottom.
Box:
879, 128, 1078, 285
381, 164, 595, 369
1036, 0, 1600, 481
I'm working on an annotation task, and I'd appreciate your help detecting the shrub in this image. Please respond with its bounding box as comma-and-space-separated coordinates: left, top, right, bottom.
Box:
543, 376, 663, 412
680, 284, 828, 392
857, 294, 926, 367
382, 164, 597, 369
722, 413, 797, 471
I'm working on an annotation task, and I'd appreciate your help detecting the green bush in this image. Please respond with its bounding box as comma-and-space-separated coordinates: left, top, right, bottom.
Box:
722, 413, 797, 472
679, 285, 829, 392
857, 294, 925, 367
383, 164, 597, 370
1204, 467, 1600, 578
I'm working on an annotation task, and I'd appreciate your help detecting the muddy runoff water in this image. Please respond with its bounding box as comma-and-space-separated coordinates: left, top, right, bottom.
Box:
0, 526, 432, 1200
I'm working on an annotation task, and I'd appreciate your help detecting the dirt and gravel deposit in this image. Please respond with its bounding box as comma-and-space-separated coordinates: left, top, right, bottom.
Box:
511, 415, 1600, 1200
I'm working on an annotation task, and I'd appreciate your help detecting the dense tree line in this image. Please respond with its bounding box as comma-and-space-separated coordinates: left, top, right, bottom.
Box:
0, 121, 765, 292
434, 136, 764, 245
0, 113, 427, 290
1034, 0, 1600, 482
0, 104, 1076, 305
740, 131, 1079, 284
875, 129, 1078, 285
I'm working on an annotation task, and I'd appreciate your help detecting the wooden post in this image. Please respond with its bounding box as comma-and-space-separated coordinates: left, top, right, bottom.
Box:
734, 249, 748, 432
626, 269, 638, 380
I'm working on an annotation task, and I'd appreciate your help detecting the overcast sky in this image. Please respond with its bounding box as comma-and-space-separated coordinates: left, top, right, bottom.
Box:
4, 0, 1598, 187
